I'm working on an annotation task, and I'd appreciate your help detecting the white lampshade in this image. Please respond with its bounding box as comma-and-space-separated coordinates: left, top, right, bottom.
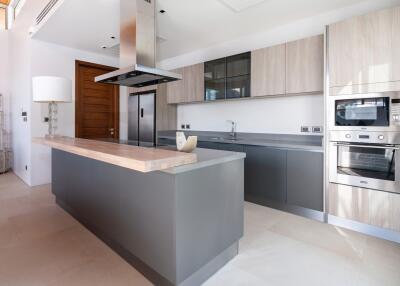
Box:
32, 76, 72, 102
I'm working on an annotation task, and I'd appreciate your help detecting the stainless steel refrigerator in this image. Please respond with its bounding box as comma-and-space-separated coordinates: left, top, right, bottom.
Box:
128, 92, 155, 146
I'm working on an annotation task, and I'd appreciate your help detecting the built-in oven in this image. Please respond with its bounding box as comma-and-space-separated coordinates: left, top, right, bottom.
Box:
328, 92, 400, 132
329, 131, 400, 194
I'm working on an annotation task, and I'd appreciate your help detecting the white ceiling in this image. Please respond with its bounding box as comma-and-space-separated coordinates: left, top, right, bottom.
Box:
33, 0, 372, 61
33, 0, 120, 57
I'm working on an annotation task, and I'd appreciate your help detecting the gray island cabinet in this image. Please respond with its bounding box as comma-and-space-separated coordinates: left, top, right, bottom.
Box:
39, 137, 245, 286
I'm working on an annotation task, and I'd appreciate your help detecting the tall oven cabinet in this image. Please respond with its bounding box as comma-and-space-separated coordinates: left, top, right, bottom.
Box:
328, 6, 400, 95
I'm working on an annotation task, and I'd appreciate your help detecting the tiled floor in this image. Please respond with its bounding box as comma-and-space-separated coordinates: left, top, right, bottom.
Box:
0, 172, 399, 286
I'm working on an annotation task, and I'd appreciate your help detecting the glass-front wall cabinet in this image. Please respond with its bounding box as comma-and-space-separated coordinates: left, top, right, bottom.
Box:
205, 52, 250, 101
205, 58, 226, 101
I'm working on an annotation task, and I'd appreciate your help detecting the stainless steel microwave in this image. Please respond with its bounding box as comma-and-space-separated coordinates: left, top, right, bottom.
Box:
328, 92, 400, 132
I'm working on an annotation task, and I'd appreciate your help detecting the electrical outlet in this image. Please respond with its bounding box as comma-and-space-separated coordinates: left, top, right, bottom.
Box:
312, 126, 323, 133
44, 117, 49, 122
185, 124, 190, 129
181, 124, 186, 129
301, 126, 311, 133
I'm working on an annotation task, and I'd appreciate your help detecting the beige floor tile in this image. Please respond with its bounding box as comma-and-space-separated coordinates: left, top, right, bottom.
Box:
268, 211, 368, 259
0, 172, 399, 286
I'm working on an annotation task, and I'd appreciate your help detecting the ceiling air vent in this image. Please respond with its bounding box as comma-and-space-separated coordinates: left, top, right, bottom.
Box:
36, 0, 59, 25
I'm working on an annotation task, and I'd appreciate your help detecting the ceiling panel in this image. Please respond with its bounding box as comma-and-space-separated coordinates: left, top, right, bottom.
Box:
32, 0, 387, 61
217, 0, 268, 12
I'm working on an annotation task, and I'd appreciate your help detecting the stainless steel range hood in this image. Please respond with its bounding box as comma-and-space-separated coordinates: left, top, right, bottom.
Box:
95, 0, 182, 87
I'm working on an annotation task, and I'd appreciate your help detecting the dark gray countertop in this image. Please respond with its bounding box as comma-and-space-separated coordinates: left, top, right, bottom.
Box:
158, 130, 324, 152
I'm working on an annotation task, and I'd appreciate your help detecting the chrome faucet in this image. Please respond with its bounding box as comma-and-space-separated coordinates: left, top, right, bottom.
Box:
227, 120, 237, 139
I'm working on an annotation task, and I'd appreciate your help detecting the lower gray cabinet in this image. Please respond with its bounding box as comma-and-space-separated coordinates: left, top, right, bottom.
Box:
217, 143, 244, 152
286, 150, 323, 211
243, 145, 287, 204
157, 137, 324, 213
197, 141, 245, 152
197, 141, 222, 150
158, 138, 176, 146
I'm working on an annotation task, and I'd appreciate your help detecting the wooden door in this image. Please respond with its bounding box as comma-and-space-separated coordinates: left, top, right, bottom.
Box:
75, 61, 119, 139
251, 44, 286, 97
285, 34, 324, 94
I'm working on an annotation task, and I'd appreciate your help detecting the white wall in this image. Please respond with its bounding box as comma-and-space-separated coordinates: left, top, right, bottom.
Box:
8, 0, 54, 186
0, 30, 11, 148
0, 30, 10, 134
6, 0, 120, 186
30, 40, 118, 186
30, 40, 118, 137
9, 29, 32, 184
0, 31, 9, 99
159, 0, 400, 134
178, 95, 324, 135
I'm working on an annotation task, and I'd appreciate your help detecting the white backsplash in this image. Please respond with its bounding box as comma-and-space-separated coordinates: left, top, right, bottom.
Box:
177, 94, 324, 135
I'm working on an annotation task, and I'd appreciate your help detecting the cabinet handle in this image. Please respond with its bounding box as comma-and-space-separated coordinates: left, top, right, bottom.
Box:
333, 143, 399, 150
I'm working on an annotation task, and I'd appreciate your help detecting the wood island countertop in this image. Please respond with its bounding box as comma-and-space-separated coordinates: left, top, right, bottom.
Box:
34, 136, 197, 173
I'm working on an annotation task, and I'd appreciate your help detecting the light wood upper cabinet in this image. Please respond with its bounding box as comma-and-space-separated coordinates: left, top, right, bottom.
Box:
329, 6, 400, 89
251, 44, 286, 97
166, 68, 184, 104
166, 63, 204, 104
183, 63, 205, 102
286, 35, 324, 94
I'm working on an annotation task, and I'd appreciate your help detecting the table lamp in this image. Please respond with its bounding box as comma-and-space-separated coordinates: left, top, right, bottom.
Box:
32, 76, 72, 137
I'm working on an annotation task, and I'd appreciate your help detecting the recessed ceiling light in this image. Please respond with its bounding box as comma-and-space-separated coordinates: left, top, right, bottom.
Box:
159, 9, 166, 14
101, 45, 107, 49
111, 36, 116, 39
217, 0, 267, 12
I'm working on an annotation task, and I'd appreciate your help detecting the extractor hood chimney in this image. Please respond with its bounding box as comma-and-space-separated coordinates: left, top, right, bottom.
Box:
95, 0, 182, 87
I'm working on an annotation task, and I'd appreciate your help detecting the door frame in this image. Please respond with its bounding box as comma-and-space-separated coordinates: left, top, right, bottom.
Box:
75, 60, 120, 138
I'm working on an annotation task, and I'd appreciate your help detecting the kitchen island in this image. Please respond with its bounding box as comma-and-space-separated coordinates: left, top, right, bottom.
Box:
35, 136, 245, 286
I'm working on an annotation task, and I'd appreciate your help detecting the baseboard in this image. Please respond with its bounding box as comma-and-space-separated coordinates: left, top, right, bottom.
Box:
245, 196, 325, 222
328, 214, 400, 244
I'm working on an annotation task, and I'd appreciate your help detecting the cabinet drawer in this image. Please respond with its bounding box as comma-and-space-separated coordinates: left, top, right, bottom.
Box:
329, 183, 400, 232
